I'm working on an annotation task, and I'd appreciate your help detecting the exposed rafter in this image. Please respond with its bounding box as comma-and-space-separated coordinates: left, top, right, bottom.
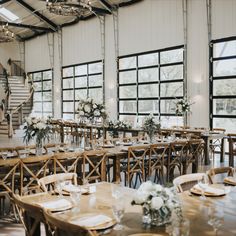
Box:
0, 0, 11, 4
119, 0, 143, 7
91, 6, 111, 15
0, 20, 53, 32
15, 0, 58, 31
98, 0, 113, 13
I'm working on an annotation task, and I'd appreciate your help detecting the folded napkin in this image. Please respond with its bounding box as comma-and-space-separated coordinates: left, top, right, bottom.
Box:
193, 184, 225, 196
71, 214, 112, 228
37, 198, 72, 211
62, 184, 80, 193
102, 144, 115, 148
224, 177, 236, 185
121, 142, 133, 146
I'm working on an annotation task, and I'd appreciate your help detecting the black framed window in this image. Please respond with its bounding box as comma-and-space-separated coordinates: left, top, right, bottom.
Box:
62, 60, 103, 119
118, 46, 184, 127
29, 69, 53, 117
210, 37, 236, 132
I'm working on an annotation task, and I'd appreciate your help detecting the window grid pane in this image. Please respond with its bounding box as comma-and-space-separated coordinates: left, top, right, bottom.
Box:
29, 69, 53, 117
211, 38, 236, 132
118, 46, 184, 126
62, 61, 103, 119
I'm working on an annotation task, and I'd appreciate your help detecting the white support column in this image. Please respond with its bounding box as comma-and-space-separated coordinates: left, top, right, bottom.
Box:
98, 15, 106, 104
53, 30, 63, 118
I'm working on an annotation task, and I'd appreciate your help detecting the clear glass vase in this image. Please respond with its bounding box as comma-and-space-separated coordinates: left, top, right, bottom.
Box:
36, 138, 43, 156
142, 204, 171, 226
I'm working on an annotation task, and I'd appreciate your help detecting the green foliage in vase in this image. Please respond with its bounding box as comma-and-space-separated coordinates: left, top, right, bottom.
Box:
23, 116, 52, 145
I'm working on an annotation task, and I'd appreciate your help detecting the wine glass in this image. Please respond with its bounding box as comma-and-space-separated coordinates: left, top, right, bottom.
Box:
112, 199, 125, 230
111, 183, 122, 199
1, 151, 8, 160
70, 186, 81, 212
198, 176, 208, 200
207, 206, 224, 235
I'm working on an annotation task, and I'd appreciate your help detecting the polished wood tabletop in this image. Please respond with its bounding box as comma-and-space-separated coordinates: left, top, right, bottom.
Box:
21, 182, 236, 236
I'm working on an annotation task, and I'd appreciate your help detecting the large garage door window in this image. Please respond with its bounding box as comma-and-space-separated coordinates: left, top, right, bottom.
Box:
210, 37, 236, 132
62, 60, 103, 119
118, 46, 184, 127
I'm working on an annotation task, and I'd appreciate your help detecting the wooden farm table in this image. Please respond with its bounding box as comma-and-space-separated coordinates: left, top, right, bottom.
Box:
21, 182, 236, 236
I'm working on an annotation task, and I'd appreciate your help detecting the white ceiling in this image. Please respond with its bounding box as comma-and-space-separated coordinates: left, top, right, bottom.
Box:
0, 0, 142, 40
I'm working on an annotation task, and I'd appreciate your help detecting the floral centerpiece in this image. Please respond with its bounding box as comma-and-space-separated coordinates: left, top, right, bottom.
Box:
131, 181, 182, 226
77, 98, 107, 123
175, 97, 193, 116
107, 120, 132, 138
143, 113, 161, 143
23, 116, 52, 155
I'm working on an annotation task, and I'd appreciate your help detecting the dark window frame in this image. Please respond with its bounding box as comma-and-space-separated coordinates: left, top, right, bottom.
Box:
28, 69, 53, 116
62, 60, 103, 119
210, 36, 236, 130
118, 45, 184, 122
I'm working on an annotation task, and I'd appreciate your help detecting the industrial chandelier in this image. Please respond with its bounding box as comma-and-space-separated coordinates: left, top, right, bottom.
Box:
46, 0, 92, 16
0, 24, 14, 43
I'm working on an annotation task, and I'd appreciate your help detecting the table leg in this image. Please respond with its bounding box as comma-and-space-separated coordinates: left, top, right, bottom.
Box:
203, 137, 210, 165
112, 155, 121, 183
220, 137, 225, 163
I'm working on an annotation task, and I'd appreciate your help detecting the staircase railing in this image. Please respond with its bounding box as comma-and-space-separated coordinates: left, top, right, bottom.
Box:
0, 65, 11, 122
8, 58, 25, 77
7, 74, 34, 137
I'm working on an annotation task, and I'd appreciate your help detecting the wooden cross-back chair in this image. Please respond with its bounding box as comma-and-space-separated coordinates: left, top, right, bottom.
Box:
173, 173, 208, 193
168, 140, 188, 182
82, 150, 107, 183
209, 128, 226, 161
149, 143, 169, 184
11, 193, 51, 236
20, 155, 53, 196
207, 167, 234, 184
44, 209, 98, 236
53, 152, 83, 177
121, 145, 150, 188
0, 158, 20, 216
182, 139, 204, 174
228, 133, 236, 167
38, 173, 77, 193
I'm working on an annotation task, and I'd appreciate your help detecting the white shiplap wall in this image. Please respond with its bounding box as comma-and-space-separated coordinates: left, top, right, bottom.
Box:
0, 0, 235, 125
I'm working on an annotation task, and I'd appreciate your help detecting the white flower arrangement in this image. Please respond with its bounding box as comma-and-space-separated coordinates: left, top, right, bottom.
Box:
175, 97, 193, 115
77, 98, 107, 121
107, 120, 132, 137
131, 181, 182, 225
143, 113, 161, 142
23, 116, 52, 144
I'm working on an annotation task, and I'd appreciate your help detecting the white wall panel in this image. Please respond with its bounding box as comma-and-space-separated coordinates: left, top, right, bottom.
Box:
0, 41, 20, 70
25, 34, 51, 72
212, 0, 236, 39
119, 0, 184, 55
62, 17, 101, 66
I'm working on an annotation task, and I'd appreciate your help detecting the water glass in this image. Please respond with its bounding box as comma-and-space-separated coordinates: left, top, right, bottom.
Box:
198, 176, 208, 200
172, 219, 190, 236
70, 186, 81, 208
112, 199, 125, 230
